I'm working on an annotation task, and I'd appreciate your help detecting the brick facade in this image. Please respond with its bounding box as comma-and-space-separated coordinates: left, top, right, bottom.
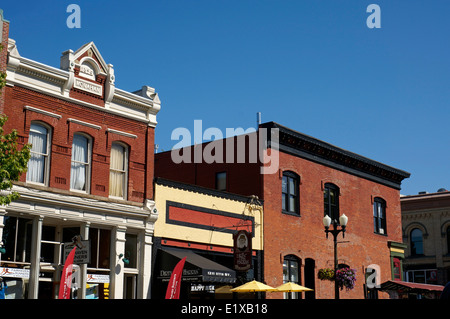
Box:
155, 122, 410, 299
262, 149, 405, 298
0, 14, 161, 299
2, 85, 154, 202
2, 38, 159, 204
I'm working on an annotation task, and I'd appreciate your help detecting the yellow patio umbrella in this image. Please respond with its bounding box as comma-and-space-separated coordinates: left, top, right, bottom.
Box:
275, 282, 314, 292
215, 285, 233, 294
231, 280, 278, 293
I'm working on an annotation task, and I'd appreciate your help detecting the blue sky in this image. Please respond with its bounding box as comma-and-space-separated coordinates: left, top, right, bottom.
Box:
2, 1, 449, 196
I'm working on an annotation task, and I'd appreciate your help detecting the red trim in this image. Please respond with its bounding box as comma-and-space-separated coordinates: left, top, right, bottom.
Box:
168, 206, 253, 232
161, 238, 257, 256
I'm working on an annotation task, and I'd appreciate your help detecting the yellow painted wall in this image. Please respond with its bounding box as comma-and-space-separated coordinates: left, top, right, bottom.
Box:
154, 184, 263, 251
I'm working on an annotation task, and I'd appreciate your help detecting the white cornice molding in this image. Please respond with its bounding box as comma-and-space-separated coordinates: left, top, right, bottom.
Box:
7, 39, 160, 127
6, 185, 157, 223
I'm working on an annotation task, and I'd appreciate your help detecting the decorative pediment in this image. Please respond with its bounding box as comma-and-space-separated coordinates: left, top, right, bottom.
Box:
71, 41, 108, 75
60, 42, 115, 103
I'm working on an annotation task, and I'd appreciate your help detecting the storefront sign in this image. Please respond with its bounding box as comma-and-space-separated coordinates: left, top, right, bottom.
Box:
0, 267, 30, 279
233, 230, 252, 271
87, 274, 110, 283
63, 238, 91, 264
191, 284, 215, 293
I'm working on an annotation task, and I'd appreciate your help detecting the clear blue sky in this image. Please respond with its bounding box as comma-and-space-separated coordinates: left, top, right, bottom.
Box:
2, 1, 449, 196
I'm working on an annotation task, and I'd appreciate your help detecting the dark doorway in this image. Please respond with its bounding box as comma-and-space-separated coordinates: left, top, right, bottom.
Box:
304, 258, 316, 299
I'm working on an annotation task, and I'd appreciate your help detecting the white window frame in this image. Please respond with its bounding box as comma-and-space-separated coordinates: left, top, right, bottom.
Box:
70, 133, 92, 193
109, 142, 128, 200
26, 122, 51, 186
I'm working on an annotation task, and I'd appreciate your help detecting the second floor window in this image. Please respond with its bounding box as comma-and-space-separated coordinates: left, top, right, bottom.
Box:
324, 183, 339, 222
26, 123, 50, 184
109, 143, 128, 199
373, 197, 387, 235
410, 228, 424, 256
282, 171, 299, 215
215, 172, 227, 191
71, 134, 91, 192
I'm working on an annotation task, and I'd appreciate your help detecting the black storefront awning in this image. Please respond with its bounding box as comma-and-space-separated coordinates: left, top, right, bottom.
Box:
157, 248, 236, 284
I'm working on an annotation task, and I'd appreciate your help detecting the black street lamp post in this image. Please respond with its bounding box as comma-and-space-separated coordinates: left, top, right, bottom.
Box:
322, 214, 348, 300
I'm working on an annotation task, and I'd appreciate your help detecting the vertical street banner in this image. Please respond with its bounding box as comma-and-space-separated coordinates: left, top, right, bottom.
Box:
165, 257, 186, 299
58, 246, 77, 299
233, 230, 252, 271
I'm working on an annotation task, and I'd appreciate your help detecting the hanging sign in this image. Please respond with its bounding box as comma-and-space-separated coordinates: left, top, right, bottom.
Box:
233, 230, 252, 271
63, 235, 90, 264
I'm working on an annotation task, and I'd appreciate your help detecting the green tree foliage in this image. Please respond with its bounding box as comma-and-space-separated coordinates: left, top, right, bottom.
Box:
0, 116, 31, 205
0, 44, 31, 205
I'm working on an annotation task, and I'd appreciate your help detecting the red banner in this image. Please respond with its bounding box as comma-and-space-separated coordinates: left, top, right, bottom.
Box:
58, 246, 77, 299
165, 257, 186, 299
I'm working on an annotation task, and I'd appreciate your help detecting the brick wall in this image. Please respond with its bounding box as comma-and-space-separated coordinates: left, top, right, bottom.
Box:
262, 150, 402, 299
3, 85, 155, 203
155, 134, 262, 198
155, 132, 405, 299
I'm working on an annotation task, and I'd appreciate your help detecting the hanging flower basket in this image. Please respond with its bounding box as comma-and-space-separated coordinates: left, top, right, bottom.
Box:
335, 267, 357, 291
318, 268, 335, 281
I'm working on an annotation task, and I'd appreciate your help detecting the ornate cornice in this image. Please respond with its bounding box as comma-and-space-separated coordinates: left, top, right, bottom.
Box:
261, 122, 410, 189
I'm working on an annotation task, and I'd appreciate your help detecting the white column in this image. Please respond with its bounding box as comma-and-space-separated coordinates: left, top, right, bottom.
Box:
139, 229, 153, 299
79, 222, 90, 299
110, 226, 126, 299
28, 215, 43, 299
142, 199, 158, 299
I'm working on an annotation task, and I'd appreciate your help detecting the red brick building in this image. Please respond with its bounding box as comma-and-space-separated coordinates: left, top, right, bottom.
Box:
0, 12, 160, 299
155, 122, 410, 299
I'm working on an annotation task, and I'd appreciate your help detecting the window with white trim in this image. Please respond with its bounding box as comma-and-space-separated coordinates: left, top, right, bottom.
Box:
70, 134, 91, 192
26, 123, 51, 184
109, 143, 128, 199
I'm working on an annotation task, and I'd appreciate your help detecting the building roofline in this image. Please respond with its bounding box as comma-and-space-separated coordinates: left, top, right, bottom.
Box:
261, 121, 410, 189
154, 177, 263, 204
401, 190, 450, 201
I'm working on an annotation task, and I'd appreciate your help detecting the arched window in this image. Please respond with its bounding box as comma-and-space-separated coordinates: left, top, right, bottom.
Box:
324, 183, 339, 222
283, 255, 301, 299
373, 197, 387, 235
26, 122, 51, 185
410, 228, 424, 256
282, 171, 299, 215
70, 133, 91, 192
109, 142, 128, 199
